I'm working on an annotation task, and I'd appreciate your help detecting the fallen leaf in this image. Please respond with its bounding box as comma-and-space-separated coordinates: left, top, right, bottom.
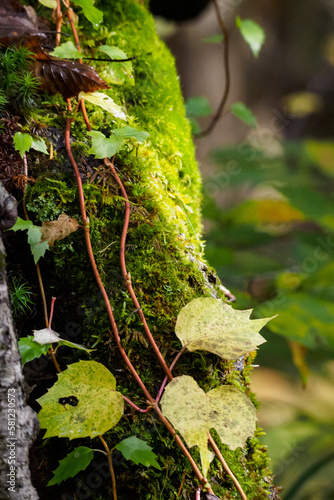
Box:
40, 213, 79, 247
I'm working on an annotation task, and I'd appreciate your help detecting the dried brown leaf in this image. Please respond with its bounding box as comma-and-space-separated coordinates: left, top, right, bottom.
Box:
40, 213, 79, 247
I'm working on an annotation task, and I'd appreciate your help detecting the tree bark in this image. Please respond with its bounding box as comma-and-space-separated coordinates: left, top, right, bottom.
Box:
0, 183, 39, 500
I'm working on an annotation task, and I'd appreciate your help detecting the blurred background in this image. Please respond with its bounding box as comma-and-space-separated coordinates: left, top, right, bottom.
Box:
151, 0, 334, 498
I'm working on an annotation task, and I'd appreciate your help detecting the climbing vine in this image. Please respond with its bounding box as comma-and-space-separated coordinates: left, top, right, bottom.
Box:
2, 1, 277, 499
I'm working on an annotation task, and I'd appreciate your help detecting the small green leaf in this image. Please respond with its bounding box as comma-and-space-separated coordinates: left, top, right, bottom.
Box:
51, 41, 82, 60
11, 217, 33, 231
87, 130, 124, 159
160, 376, 257, 477
175, 297, 271, 360
188, 117, 201, 135
18, 336, 51, 365
116, 436, 161, 470
79, 92, 127, 120
231, 102, 257, 129
47, 447, 94, 486
31, 137, 48, 155
97, 45, 128, 60
27, 226, 49, 263
201, 34, 224, 44
37, 360, 124, 439
186, 96, 212, 117
11, 218, 49, 263
71, 0, 103, 29
38, 0, 57, 9
236, 17, 265, 57
113, 126, 150, 143
13, 132, 32, 158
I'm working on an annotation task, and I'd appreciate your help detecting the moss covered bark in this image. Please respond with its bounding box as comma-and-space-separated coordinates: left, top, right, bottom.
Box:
2, 0, 279, 498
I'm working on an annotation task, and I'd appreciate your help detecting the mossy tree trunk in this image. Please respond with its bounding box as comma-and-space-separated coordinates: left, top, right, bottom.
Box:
3, 1, 279, 499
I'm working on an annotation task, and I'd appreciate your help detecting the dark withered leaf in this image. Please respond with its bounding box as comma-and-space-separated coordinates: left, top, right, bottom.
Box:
34, 58, 109, 99
0, 0, 109, 99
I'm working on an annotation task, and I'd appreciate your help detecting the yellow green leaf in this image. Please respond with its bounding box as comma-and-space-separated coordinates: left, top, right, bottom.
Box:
160, 376, 257, 477
37, 361, 124, 439
175, 297, 271, 360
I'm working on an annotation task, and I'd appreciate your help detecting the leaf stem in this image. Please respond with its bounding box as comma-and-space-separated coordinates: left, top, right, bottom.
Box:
155, 346, 186, 403
65, 109, 153, 403
122, 395, 150, 413
207, 432, 247, 500
55, 0, 63, 47
195, 0, 230, 138
103, 158, 174, 381
98, 435, 117, 500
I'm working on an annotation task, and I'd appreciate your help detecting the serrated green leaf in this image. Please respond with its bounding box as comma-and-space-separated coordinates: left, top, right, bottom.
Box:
236, 17, 265, 57
37, 360, 124, 439
201, 34, 224, 44
175, 298, 271, 360
186, 96, 212, 117
18, 336, 51, 365
11, 217, 33, 231
10, 218, 49, 262
79, 92, 127, 120
115, 436, 161, 470
71, 0, 103, 29
87, 130, 124, 159
27, 226, 49, 263
160, 375, 256, 477
13, 132, 32, 158
31, 137, 49, 155
97, 45, 127, 60
38, 0, 57, 8
47, 447, 94, 486
113, 126, 150, 143
231, 102, 257, 129
51, 41, 82, 60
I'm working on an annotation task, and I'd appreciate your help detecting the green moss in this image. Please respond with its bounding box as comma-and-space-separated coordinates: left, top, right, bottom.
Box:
7, 1, 278, 498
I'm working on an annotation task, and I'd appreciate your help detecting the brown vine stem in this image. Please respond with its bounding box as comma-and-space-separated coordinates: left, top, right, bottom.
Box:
207, 432, 247, 500
65, 109, 153, 403
98, 435, 117, 500
21, 151, 60, 373
103, 158, 174, 381
195, 0, 230, 138
55, 0, 63, 47
64, 0, 172, 381
63, 9, 211, 492
65, 112, 208, 490
63, 0, 92, 129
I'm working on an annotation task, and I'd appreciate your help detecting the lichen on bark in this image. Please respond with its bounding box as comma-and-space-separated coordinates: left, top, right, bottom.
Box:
2, 0, 279, 498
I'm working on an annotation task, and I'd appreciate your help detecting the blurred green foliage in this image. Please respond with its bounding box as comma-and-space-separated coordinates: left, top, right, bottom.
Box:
203, 138, 334, 498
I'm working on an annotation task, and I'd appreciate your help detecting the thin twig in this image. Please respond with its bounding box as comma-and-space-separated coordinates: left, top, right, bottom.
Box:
98, 435, 117, 500
55, 0, 63, 47
65, 103, 208, 493
65, 110, 153, 403
177, 469, 187, 497
122, 395, 150, 413
195, 0, 230, 138
104, 158, 173, 381
155, 346, 186, 403
207, 432, 247, 500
